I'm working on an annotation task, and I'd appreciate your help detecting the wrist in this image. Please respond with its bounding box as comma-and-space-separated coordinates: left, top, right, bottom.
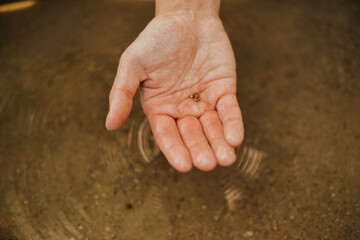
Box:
155, 0, 220, 17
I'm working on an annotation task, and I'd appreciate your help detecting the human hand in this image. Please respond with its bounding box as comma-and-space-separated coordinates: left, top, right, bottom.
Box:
106, 13, 244, 172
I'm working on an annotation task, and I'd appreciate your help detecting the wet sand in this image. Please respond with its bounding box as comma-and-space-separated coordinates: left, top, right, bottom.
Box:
0, 0, 359, 239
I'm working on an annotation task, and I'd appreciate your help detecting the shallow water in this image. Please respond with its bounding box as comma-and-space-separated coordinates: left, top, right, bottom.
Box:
0, 0, 359, 239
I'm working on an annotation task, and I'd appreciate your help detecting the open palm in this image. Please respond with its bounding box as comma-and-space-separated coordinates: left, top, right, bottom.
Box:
106, 14, 244, 172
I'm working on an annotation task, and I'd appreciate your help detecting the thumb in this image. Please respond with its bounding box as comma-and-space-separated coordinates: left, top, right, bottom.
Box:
105, 54, 141, 131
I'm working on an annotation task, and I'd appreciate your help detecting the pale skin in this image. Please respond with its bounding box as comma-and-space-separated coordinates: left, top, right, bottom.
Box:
106, 0, 244, 172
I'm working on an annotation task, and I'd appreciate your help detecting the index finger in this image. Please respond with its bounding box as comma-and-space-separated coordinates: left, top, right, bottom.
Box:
148, 115, 193, 172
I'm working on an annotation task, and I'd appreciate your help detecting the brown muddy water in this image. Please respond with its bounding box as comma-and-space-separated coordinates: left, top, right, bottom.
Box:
0, 0, 359, 239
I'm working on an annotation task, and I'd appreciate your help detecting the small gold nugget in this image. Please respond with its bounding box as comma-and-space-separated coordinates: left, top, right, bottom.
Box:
190, 93, 200, 102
